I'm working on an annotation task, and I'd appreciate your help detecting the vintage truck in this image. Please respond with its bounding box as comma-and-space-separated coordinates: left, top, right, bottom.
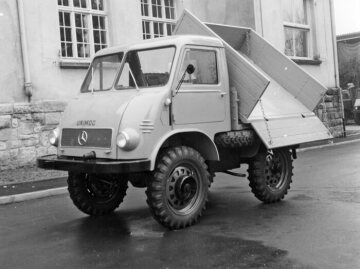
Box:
38, 10, 332, 229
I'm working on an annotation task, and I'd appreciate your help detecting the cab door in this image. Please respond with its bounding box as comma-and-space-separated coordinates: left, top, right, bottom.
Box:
172, 47, 226, 125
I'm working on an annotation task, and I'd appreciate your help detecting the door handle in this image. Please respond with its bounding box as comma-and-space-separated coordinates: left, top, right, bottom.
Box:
220, 91, 227, 97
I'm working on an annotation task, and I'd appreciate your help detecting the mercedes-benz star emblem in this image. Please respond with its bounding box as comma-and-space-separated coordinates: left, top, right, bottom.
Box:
78, 131, 88, 146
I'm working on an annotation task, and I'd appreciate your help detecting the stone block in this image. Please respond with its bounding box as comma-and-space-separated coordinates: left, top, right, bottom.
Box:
18, 121, 35, 135
324, 95, 334, 102
18, 147, 37, 167
6, 140, 22, 149
0, 151, 11, 166
19, 133, 38, 140
36, 146, 48, 157
30, 101, 67, 113
22, 137, 40, 147
32, 113, 46, 125
48, 146, 57, 155
12, 118, 19, 128
34, 123, 42, 133
40, 131, 50, 146
0, 128, 18, 141
0, 104, 14, 115
0, 115, 11, 129
45, 112, 61, 125
13, 113, 32, 120
326, 88, 340, 96
14, 103, 32, 114
41, 124, 58, 131
0, 141, 6, 151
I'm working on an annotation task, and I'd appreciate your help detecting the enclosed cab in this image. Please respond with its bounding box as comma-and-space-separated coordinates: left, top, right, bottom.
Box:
38, 11, 331, 229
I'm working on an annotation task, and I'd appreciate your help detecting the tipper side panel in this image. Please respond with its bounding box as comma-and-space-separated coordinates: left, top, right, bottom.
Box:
206, 22, 332, 148
173, 10, 270, 120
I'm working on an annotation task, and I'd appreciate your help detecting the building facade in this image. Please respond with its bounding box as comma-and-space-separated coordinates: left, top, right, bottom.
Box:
0, 0, 342, 170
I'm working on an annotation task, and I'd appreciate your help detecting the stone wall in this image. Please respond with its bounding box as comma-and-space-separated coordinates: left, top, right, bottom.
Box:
0, 101, 66, 171
314, 88, 344, 138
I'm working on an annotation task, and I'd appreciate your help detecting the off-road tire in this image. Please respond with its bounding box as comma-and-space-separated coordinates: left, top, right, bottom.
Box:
215, 130, 256, 149
146, 146, 211, 229
248, 148, 293, 203
68, 172, 128, 216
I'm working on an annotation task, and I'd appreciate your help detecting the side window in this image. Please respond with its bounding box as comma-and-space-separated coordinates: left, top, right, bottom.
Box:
180, 49, 218, 85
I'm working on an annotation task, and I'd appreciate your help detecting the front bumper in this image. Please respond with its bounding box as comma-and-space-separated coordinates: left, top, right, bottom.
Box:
37, 155, 151, 174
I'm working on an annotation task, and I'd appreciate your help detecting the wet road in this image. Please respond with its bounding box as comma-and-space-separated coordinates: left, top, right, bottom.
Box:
1, 142, 360, 269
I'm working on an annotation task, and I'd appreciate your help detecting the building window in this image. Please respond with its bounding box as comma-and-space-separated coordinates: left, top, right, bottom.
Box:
282, 0, 311, 58
141, 0, 176, 39
58, 0, 108, 59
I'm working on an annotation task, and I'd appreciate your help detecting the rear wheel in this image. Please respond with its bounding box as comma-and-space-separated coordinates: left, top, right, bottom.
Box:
146, 146, 211, 229
248, 148, 293, 203
68, 172, 128, 216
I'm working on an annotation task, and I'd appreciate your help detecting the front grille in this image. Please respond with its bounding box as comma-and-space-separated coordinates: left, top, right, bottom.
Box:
61, 128, 112, 148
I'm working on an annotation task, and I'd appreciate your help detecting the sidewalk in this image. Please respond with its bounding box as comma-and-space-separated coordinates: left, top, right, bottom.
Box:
1, 125, 360, 204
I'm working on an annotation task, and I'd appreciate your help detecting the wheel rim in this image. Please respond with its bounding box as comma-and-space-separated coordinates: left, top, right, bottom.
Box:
85, 174, 121, 204
264, 151, 288, 192
166, 165, 201, 215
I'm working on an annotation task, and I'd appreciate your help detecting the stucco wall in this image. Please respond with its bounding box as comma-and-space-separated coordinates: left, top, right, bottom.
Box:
255, 0, 336, 88
6, 0, 144, 103
0, 0, 25, 103
181, 0, 255, 29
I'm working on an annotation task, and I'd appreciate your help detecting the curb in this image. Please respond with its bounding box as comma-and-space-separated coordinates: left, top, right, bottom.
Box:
0, 187, 67, 205
298, 137, 360, 152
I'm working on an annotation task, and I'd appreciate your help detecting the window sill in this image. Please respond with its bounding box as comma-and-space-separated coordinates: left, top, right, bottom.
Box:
291, 58, 322, 66
59, 60, 90, 69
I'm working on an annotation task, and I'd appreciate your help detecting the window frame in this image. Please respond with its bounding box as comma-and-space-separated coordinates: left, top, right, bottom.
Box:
141, 0, 177, 40
115, 45, 177, 90
282, 0, 313, 60
58, 0, 109, 65
80, 52, 124, 93
177, 46, 221, 91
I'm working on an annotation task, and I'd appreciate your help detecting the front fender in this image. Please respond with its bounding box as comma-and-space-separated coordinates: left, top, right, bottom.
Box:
149, 129, 219, 170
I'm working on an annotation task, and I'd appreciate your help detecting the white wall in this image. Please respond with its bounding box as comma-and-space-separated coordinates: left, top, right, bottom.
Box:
254, 0, 336, 88
9, 0, 143, 103
0, 0, 336, 104
0, 0, 26, 103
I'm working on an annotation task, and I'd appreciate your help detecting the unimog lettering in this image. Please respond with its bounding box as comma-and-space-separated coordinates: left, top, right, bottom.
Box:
77, 120, 96, 126
37, 10, 332, 230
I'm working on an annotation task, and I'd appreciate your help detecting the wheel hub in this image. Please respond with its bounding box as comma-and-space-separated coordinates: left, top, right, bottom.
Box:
85, 175, 120, 203
265, 152, 286, 190
175, 175, 196, 201
167, 166, 199, 211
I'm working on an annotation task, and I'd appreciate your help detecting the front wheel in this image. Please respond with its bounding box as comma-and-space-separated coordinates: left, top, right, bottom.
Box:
68, 173, 128, 216
248, 148, 293, 203
146, 146, 211, 229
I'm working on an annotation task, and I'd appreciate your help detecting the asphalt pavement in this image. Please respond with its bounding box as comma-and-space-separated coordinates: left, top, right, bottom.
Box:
1, 141, 360, 268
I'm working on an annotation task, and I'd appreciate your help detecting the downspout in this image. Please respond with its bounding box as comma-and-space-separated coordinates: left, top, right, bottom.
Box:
16, 0, 33, 100
329, 0, 345, 136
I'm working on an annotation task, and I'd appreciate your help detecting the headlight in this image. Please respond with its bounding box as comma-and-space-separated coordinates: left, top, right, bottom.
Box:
355, 107, 360, 111
49, 127, 60, 147
117, 129, 140, 151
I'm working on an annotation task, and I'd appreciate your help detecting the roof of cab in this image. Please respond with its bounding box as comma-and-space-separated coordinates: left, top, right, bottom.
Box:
95, 35, 224, 57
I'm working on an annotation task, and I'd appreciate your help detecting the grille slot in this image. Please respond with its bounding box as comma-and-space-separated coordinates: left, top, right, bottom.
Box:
61, 128, 112, 148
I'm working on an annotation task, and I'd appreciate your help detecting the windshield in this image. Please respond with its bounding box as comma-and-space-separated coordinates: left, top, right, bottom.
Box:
81, 53, 123, 93
116, 46, 175, 89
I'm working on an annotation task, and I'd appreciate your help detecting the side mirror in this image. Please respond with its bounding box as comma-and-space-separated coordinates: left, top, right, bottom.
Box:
186, 64, 195, 75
